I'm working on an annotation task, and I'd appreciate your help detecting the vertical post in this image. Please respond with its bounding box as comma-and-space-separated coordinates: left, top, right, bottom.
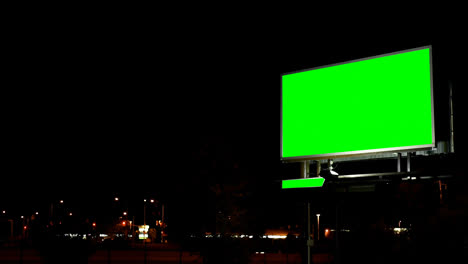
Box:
50, 203, 54, 223
449, 82, 455, 153
8, 220, 13, 239
301, 160, 309, 178
316, 214, 320, 241
107, 244, 111, 264
302, 160, 311, 264
316, 160, 321, 177
161, 204, 165, 243
397, 153, 401, 172
144, 200, 147, 264
335, 201, 340, 264
407, 152, 411, 173
132, 216, 135, 247
307, 202, 311, 264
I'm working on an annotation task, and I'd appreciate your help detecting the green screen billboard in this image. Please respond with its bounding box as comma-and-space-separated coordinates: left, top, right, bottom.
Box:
281, 46, 434, 160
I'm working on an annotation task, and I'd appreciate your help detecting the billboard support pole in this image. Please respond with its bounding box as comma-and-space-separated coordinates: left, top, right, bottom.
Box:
397, 153, 401, 172
449, 82, 455, 153
407, 152, 411, 173
316, 161, 321, 177
301, 161, 311, 264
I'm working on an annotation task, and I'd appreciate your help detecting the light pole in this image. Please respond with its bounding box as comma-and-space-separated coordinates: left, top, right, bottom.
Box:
316, 214, 321, 241
143, 199, 150, 264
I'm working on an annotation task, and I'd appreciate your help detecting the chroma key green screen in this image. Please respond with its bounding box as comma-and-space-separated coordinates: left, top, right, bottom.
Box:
281, 46, 434, 160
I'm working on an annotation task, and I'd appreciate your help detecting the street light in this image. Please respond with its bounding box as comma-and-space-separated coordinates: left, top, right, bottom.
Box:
115, 197, 119, 201
60, 200, 64, 204
316, 214, 321, 241
123, 212, 127, 216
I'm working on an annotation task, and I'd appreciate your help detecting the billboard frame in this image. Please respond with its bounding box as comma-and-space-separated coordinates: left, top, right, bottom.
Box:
280, 45, 435, 161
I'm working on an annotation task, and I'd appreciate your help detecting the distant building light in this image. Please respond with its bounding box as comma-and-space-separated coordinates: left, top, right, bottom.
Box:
267, 235, 287, 239
249, 235, 253, 239
21, 216, 24, 219
2, 210, 5, 214
115, 197, 119, 201
99, 234, 108, 237
138, 225, 149, 232
35, 212, 39, 215
256, 252, 265, 254
60, 200, 64, 204
139, 234, 148, 239
393, 227, 407, 234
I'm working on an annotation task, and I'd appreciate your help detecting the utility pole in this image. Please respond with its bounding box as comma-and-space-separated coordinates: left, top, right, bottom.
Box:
143, 199, 147, 264
316, 214, 320, 241
161, 204, 165, 243
449, 82, 455, 153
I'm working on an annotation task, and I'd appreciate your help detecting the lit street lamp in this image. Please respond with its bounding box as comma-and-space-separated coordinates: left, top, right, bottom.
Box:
316, 214, 321, 241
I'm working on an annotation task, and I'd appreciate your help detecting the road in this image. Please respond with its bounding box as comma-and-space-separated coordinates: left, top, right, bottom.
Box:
0, 248, 307, 264
89, 250, 202, 264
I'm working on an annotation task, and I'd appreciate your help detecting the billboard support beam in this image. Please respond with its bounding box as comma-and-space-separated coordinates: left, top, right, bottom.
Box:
407, 152, 411, 172
317, 160, 321, 177
449, 82, 455, 153
300, 160, 312, 264
301, 160, 310, 179
397, 153, 402, 172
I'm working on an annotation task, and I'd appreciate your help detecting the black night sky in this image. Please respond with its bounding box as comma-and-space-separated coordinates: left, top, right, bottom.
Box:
2, 16, 468, 242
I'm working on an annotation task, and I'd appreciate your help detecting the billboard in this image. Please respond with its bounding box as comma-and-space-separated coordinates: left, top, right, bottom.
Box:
281, 46, 434, 160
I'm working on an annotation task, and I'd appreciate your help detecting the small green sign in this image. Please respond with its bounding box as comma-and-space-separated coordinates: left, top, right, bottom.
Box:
282, 177, 325, 189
